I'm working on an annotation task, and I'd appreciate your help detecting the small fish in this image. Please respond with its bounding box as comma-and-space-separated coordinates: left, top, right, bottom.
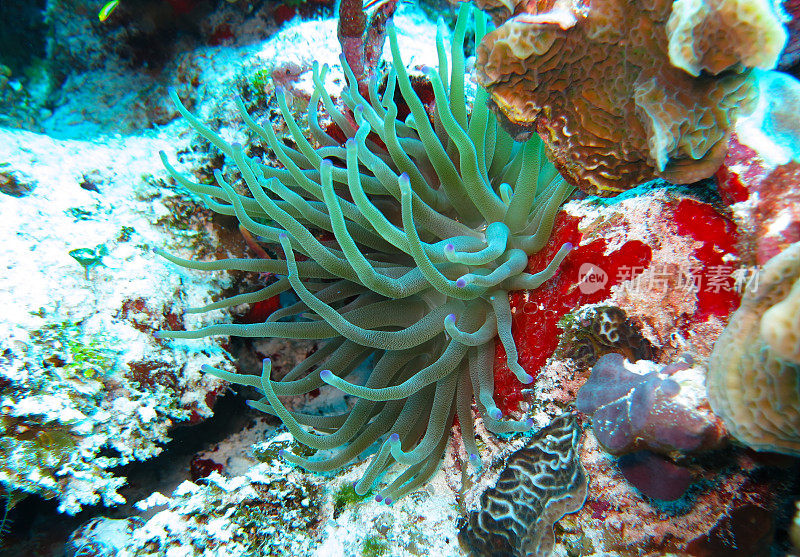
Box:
98, 0, 120, 22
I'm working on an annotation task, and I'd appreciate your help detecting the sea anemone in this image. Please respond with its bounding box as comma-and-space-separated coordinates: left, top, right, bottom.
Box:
157, 4, 573, 503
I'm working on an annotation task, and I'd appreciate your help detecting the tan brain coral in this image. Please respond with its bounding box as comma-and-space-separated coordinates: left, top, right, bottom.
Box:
707, 242, 800, 456
667, 0, 789, 77
472, 0, 787, 196
761, 272, 800, 364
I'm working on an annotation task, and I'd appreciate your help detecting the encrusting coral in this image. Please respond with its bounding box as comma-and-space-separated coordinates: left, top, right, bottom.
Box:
470, 0, 787, 196
156, 4, 573, 503
708, 241, 800, 456
560, 305, 655, 368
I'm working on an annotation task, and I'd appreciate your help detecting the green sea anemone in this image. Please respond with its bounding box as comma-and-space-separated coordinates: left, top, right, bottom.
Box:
157, 4, 572, 503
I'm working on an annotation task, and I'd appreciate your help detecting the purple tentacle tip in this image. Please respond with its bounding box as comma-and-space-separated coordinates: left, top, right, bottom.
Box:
489, 408, 502, 420
456, 278, 467, 288
521, 373, 534, 384
563, 242, 573, 251
384, 497, 392, 505
445, 314, 456, 323
278, 232, 288, 240
278, 449, 285, 457
346, 138, 356, 148
525, 418, 534, 428
389, 433, 400, 443
319, 369, 333, 381
375, 494, 383, 502
445, 243, 455, 252
399, 172, 409, 181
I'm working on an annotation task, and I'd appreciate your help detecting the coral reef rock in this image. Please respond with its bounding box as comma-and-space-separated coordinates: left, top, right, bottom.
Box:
716, 132, 800, 265
460, 412, 587, 557
0, 126, 234, 514
707, 241, 800, 456
472, 0, 787, 195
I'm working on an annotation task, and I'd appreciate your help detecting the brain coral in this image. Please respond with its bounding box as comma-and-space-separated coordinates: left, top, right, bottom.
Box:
157, 5, 573, 503
472, 0, 787, 196
707, 241, 800, 456
761, 267, 800, 364
460, 412, 586, 557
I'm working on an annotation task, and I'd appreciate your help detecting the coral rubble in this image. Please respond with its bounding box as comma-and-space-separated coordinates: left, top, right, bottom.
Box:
472, 0, 787, 195
0, 126, 236, 514
65, 463, 325, 556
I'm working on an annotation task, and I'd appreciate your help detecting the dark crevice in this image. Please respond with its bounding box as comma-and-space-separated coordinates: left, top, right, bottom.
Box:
0, 1, 47, 75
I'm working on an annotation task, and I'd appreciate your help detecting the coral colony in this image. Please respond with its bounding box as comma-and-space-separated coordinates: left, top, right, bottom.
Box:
708, 241, 800, 456
158, 4, 574, 503
139, 0, 800, 553
473, 0, 787, 195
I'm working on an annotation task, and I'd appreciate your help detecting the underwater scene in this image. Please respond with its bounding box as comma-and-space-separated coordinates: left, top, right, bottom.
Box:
1, 0, 800, 555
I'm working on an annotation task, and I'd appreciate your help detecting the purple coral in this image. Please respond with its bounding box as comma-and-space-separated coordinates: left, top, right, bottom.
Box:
577, 353, 723, 500
576, 353, 718, 455
617, 451, 693, 501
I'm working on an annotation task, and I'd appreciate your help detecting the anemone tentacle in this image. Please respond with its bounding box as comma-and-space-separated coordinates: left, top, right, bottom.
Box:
159, 3, 573, 503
